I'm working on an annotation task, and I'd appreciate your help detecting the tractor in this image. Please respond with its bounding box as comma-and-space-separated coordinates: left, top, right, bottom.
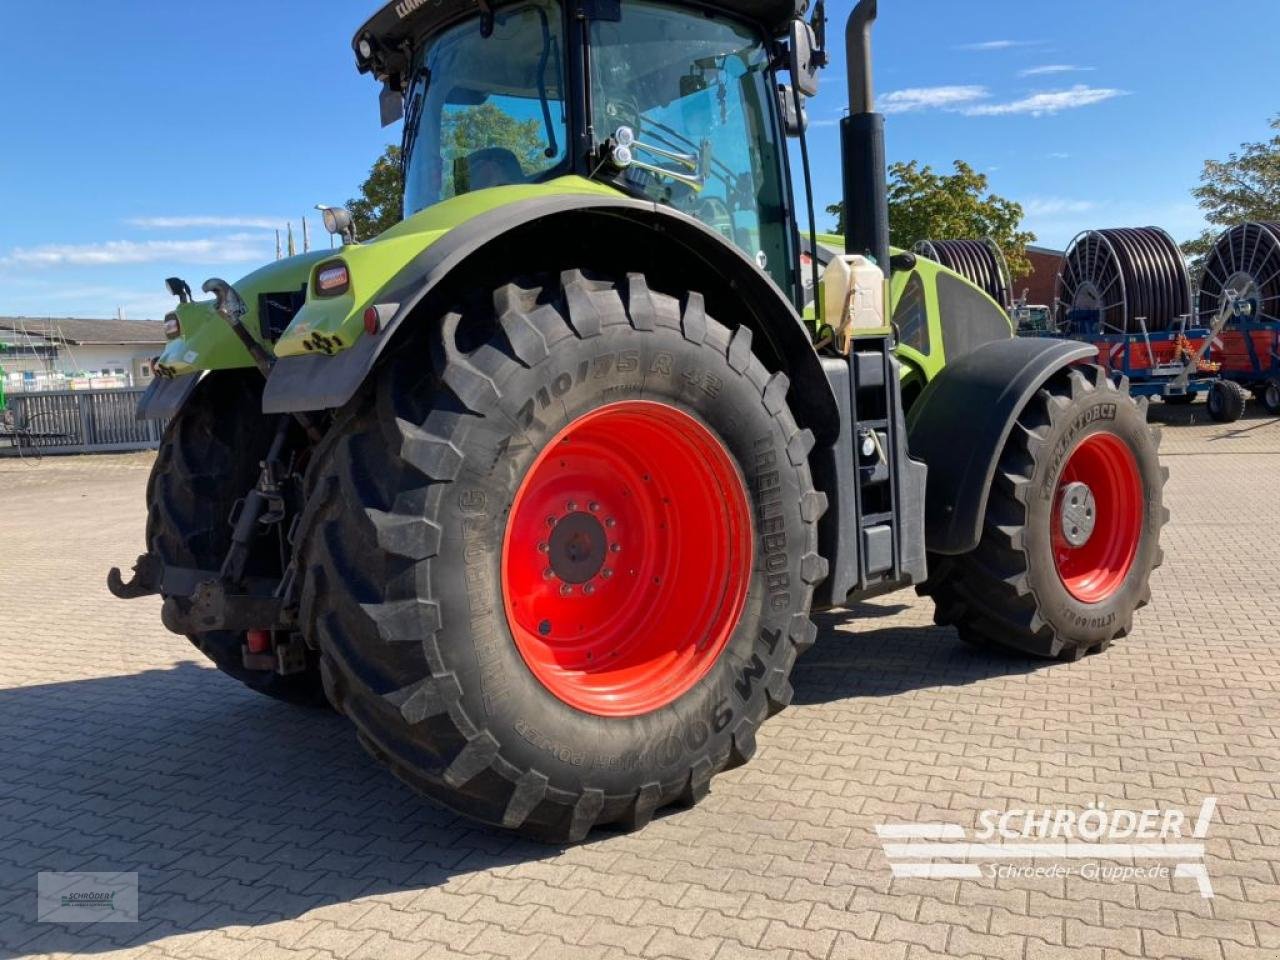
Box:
110, 0, 1166, 842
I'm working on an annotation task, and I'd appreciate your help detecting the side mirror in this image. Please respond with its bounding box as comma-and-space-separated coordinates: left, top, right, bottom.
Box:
379, 80, 404, 127
777, 85, 807, 136
788, 19, 820, 98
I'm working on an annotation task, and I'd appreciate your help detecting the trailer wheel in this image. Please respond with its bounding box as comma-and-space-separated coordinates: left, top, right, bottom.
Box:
146, 372, 326, 705
293, 270, 825, 841
1258, 377, 1280, 415
925, 365, 1166, 660
1206, 380, 1247, 422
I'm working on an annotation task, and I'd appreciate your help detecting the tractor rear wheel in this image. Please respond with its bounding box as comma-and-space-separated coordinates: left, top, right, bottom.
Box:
1206, 380, 1247, 422
146, 371, 326, 706
924, 365, 1166, 660
293, 270, 826, 841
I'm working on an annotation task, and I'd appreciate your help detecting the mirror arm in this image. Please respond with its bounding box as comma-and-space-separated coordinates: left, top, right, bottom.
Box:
631, 140, 698, 171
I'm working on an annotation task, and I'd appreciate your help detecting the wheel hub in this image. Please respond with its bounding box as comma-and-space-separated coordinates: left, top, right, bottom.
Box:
546, 510, 609, 585
1058, 481, 1097, 547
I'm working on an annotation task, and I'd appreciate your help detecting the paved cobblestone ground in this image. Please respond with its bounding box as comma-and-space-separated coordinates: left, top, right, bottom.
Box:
1, 403, 1278, 960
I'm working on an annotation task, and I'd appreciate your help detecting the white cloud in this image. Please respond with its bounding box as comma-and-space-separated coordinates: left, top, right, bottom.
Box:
127, 215, 287, 230
957, 40, 1040, 51
1047, 152, 1072, 159
1, 234, 271, 268
878, 85, 989, 115
878, 83, 1124, 119
1019, 64, 1094, 77
961, 85, 1127, 117
1022, 197, 1097, 216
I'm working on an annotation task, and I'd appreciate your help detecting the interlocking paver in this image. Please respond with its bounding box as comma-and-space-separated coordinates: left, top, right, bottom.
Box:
0, 409, 1278, 960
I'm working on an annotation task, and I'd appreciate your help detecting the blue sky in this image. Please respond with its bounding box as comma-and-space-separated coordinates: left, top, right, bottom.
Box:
1, 0, 1277, 321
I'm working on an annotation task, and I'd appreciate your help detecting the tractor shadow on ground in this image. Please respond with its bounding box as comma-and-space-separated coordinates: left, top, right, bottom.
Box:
1147, 397, 1279, 432
789, 603, 1048, 705
0, 612, 1046, 955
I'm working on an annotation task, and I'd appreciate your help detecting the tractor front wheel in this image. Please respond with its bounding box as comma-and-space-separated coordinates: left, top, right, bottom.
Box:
293, 270, 826, 841
924, 365, 1166, 660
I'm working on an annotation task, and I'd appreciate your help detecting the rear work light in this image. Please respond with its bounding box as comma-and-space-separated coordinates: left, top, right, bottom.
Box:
163, 311, 181, 339
314, 261, 351, 297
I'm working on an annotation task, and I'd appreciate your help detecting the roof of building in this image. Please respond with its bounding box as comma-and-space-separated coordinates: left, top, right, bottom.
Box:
0, 317, 166, 346
1027, 245, 1066, 258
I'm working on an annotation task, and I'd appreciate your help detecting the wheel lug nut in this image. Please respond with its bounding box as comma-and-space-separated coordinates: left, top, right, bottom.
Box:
606, 517, 616, 528
546, 516, 557, 527
543, 567, 554, 580
610, 543, 621, 553
583, 583, 595, 595
559, 584, 573, 597
588, 501, 600, 512
538, 542, 549, 553
566, 500, 577, 512
602, 568, 613, 579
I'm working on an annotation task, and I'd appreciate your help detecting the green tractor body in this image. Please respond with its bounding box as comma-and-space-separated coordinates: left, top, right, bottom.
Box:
113, 0, 1166, 840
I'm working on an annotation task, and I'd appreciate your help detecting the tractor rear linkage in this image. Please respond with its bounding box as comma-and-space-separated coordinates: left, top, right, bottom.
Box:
107, 278, 321, 677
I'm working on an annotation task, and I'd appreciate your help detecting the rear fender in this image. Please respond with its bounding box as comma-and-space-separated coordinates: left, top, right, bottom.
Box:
907, 337, 1096, 555
261, 195, 839, 443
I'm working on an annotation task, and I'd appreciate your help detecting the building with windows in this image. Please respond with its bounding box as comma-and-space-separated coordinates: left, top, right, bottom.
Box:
0, 317, 165, 392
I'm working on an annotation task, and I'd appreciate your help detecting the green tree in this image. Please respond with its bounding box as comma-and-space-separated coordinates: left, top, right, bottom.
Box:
346, 144, 404, 240
826, 160, 1036, 279
440, 102, 548, 193
1182, 116, 1280, 271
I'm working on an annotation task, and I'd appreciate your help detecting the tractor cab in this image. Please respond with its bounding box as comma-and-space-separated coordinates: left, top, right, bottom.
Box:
356, 0, 802, 295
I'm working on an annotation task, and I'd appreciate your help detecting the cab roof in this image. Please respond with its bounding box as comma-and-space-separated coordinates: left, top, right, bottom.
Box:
353, 0, 806, 81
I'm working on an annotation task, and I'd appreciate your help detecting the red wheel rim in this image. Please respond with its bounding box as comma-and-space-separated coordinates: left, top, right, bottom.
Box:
1051, 432, 1142, 603
501, 400, 752, 717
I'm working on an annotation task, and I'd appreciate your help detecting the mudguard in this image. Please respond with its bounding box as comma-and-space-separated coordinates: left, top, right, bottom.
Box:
261, 194, 839, 442
907, 337, 1096, 556
136, 370, 207, 421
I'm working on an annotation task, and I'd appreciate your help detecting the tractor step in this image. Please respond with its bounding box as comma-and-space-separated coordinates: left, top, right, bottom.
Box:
813, 336, 928, 608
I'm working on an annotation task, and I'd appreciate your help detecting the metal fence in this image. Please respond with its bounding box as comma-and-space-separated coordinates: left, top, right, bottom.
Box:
1, 387, 163, 457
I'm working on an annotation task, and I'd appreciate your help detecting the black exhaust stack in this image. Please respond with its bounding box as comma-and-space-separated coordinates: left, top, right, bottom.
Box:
841, 0, 889, 271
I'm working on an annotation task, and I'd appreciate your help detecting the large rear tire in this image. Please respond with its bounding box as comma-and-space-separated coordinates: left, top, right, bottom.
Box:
922, 365, 1166, 660
146, 371, 326, 706
293, 270, 826, 842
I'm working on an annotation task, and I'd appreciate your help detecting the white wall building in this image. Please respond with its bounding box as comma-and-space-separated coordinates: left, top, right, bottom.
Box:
0, 317, 166, 391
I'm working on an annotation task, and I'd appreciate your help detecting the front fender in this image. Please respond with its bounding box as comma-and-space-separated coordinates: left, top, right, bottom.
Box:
907, 337, 1096, 555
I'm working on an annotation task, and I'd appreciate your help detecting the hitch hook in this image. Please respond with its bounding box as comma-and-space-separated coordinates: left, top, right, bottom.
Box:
107, 553, 163, 600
